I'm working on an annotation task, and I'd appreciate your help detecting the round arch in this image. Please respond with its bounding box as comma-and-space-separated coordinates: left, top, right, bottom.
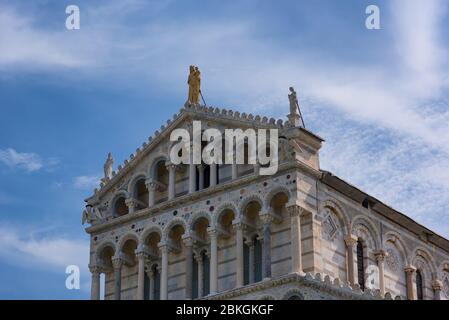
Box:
127, 172, 148, 195
264, 186, 291, 209
412, 247, 437, 276
213, 203, 238, 228
321, 199, 350, 235
282, 289, 305, 300
96, 240, 117, 259
188, 211, 212, 231
383, 231, 410, 266
351, 215, 381, 251
110, 190, 129, 217
139, 225, 163, 244
162, 217, 188, 242
148, 155, 169, 179
117, 232, 139, 252
238, 194, 264, 220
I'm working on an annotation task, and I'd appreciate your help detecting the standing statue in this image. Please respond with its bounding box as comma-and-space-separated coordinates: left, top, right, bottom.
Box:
103, 152, 114, 181
82, 206, 105, 225
187, 65, 201, 104
288, 87, 299, 115
287, 86, 305, 128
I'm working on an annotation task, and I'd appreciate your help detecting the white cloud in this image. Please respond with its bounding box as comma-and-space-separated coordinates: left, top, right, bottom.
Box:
311, 105, 449, 239
0, 148, 44, 172
0, 224, 89, 274
73, 175, 101, 190
0, 8, 90, 69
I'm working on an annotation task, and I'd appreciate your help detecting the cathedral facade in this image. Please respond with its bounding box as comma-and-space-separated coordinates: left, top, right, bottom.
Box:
83, 92, 449, 301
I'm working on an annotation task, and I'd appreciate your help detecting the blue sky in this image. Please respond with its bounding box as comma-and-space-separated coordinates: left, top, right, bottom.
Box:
0, 0, 448, 299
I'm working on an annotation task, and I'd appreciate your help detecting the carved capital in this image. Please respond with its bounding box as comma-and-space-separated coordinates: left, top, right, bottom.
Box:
88, 264, 102, 275
182, 236, 194, 247
260, 213, 274, 225
287, 205, 305, 218
145, 178, 158, 190
404, 266, 416, 275
135, 244, 150, 259
125, 198, 137, 209
207, 227, 218, 239
158, 243, 170, 254
232, 221, 246, 232
374, 250, 387, 262
165, 161, 177, 171
432, 280, 443, 291
112, 256, 123, 270
344, 234, 358, 247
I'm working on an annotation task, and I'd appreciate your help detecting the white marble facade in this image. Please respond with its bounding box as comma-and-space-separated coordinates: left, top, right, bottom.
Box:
84, 103, 449, 300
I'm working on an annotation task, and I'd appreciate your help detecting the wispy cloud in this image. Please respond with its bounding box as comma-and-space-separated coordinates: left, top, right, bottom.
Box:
73, 175, 101, 190
0, 224, 89, 273
0, 148, 58, 172
0, 148, 44, 172
0, 7, 90, 69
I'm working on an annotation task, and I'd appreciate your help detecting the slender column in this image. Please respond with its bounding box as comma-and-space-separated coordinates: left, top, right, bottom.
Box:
89, 265, 101, 300
432, 280, 443, 300
288, 206, 303, 274
147, 268, 155, 300
135, 249, 147, 300
231, 155, 238, 180
159, 244, 169, 300
112, 256, 123, 300
145, 179, 157, 207
233, 222, 245, 287
375, 250, 386, 296
208, 228, 218, 294
261, 214, 273, 279
197, 254, 204, 297
189, 163, 196, 193
405, 266, 416, 300
125, 198, 136, 214
245, 239, 255, 283
344, 234, 358, 286
210, 164, 217, 187
197, 165, 204, 190
254, 163, 260, 176
166, 163, 176, 200
183, 237, 194, 299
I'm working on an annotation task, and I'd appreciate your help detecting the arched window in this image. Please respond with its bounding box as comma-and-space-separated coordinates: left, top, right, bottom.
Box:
202, 250, 210, 296
356, 239, 365, 290
416, 269, 424, 300
254, 237, 263, 283
287, 294, 303, 300
144, 271, 150, 300
152, 265, 161, 300
114, 196, 128, 217
243, 241, 250, 285
192, 253, 199, 299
